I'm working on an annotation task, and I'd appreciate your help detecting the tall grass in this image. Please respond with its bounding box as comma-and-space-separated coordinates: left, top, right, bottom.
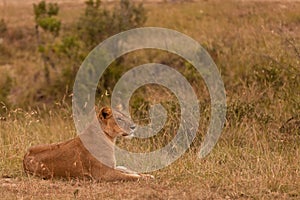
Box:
0, 0, 299, 199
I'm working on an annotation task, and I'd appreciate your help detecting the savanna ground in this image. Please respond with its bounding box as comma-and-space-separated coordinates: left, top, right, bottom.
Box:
0, 0, 300, 199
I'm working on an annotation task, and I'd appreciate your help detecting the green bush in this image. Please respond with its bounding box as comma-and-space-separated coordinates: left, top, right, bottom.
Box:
33, 0, 61, 84
33, 0, 60, 37
57, 0, 147, 97
29, 0, 147, 106
77, 0, 147, 50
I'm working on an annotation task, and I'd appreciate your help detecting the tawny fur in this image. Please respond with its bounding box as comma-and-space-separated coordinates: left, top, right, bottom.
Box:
23, 107, 152, 181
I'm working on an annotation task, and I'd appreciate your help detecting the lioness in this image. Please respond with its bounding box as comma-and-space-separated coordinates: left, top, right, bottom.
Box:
23, 107, 153, 181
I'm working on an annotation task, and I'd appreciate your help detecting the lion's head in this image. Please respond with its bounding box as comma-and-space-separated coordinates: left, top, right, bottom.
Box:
97, 107, 136, 140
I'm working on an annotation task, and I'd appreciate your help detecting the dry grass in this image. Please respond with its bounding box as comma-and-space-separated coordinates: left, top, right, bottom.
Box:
0, 0, 300, 199
0, 107, 299, 199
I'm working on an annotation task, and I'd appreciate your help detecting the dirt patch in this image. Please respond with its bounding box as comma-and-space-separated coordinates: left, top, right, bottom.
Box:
0, 177, 224, 200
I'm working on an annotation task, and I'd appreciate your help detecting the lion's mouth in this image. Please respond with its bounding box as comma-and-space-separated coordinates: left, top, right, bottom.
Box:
122, 132, 134, 139
122, 132, 129, 136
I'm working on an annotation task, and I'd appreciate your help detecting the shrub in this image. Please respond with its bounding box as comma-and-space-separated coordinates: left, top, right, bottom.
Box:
28, 0, 147, 106
33, 0, 61, 84
55, 0, 147, 99
77, 0, 147, 50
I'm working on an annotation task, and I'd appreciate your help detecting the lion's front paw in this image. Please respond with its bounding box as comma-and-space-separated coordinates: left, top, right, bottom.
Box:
139, 173, 155, 180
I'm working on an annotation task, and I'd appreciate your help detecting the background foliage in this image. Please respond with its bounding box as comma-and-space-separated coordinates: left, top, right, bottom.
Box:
0, 1, 299, 198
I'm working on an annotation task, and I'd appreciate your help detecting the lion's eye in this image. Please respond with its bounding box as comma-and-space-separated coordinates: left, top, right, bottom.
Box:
116, 117, 122, 121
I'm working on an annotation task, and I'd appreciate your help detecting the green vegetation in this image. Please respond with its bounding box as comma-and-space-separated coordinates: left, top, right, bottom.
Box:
22, 0, 147, 107
0, 0, 299, 199
33, 0, 61, 84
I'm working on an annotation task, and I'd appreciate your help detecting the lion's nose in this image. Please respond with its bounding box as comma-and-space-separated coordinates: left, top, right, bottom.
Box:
130, 125, 136, 130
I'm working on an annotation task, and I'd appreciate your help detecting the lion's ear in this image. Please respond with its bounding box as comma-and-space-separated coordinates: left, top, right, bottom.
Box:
99, 107, 112, 120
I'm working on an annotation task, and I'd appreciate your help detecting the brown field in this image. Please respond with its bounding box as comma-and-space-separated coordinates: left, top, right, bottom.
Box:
0, 0, 299, 199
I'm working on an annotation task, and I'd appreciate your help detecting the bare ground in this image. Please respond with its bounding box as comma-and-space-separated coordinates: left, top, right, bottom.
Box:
0, 177, 229, 200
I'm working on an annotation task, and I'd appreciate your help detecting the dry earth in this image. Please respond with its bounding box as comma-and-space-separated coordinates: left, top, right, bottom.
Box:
0, 177, 229, 200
